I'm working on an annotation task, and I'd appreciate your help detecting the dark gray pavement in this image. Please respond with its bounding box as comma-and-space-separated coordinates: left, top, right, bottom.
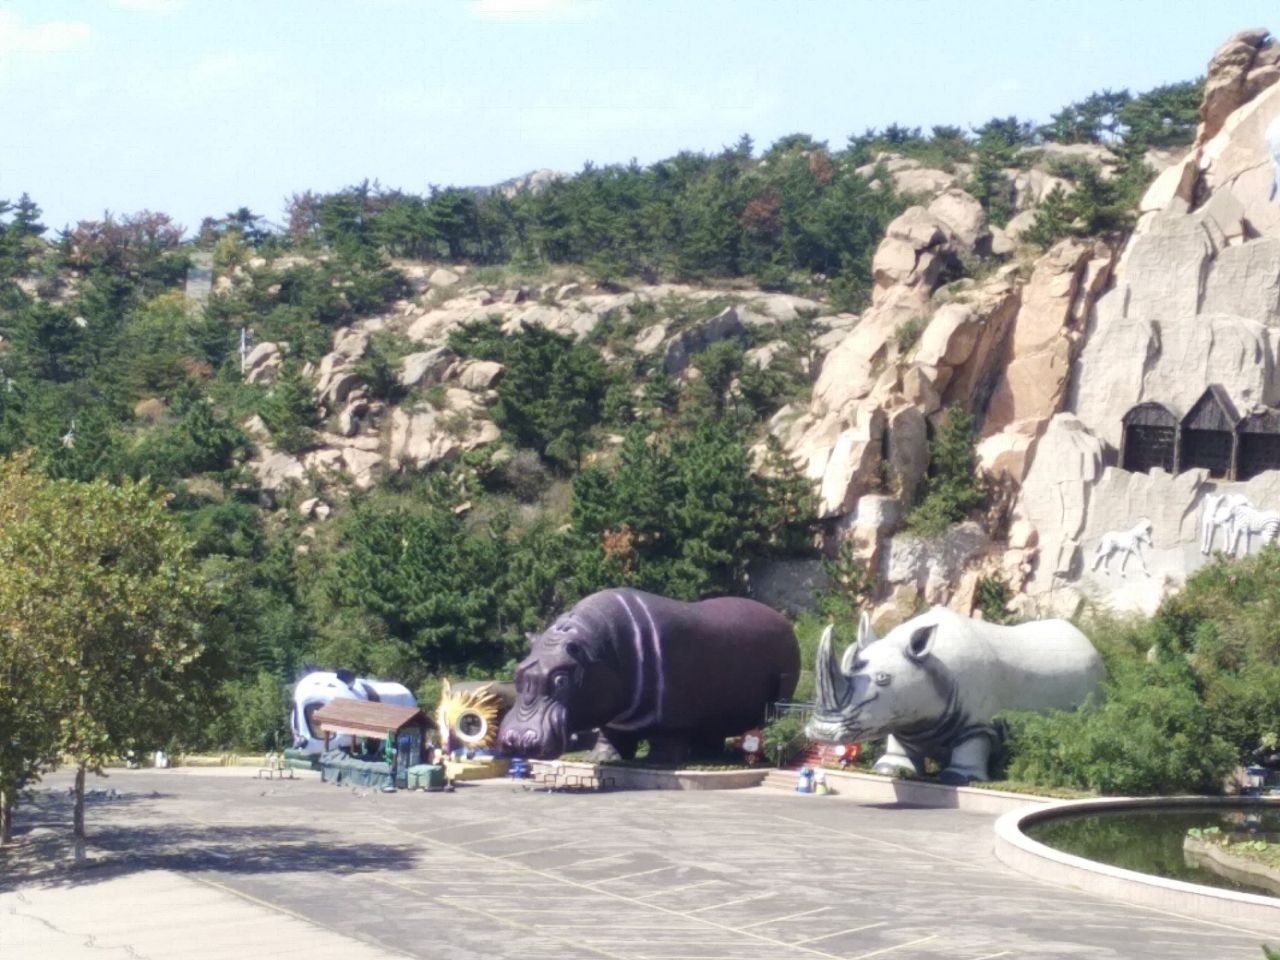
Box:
4, 768, 1278, 960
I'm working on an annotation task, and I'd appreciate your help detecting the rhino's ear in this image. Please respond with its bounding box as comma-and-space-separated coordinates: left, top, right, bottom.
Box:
906, 624, 937, 662
856, 611, 877, 651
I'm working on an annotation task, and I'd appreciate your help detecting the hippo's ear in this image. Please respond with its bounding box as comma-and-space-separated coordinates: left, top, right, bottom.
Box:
906, 624, 937, 662
856, 611, 877, 651
525, 631, 538, 645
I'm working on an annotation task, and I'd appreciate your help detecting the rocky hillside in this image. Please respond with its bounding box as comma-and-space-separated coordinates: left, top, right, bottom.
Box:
239, 268, 831, 496
215, 39, 1260, 631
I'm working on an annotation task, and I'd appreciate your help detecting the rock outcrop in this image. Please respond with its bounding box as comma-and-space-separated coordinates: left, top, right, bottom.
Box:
1009, 29, 1280, 615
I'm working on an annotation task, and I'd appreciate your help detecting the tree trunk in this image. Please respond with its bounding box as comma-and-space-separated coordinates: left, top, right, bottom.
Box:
73, 762, 86, 864
1, 788, 11, 845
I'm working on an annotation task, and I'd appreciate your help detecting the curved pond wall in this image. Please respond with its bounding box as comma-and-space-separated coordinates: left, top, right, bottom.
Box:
994, 796, 1280, 930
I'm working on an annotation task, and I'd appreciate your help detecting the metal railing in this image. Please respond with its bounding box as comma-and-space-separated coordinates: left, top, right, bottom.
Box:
765, 699, 816, 724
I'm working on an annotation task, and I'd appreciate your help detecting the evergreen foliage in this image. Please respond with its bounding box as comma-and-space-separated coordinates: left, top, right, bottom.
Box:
904, 407, 986, 537
1004, 546, 1280, 795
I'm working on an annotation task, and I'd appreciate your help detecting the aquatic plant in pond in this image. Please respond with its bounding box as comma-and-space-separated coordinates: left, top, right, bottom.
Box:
1025, 806, 1280, 897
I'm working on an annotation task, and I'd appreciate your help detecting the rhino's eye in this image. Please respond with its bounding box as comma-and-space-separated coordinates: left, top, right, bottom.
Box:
874, 672, 891, 687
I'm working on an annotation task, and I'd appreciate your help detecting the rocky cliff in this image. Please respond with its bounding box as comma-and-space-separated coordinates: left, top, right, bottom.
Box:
1005, 29, 1280, 617
772, 27, 1280, 622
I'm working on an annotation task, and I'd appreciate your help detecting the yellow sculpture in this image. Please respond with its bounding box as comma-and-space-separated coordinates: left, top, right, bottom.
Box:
436, 679, 509, 751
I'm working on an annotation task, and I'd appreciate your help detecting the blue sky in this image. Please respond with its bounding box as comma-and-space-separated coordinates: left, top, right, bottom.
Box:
3, 1, 1277, 233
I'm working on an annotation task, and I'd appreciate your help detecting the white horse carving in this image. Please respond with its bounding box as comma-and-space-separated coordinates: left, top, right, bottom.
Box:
1201, 493, 1249, 555
1091, 519, 1154, 576
1228, 501, 1280, 556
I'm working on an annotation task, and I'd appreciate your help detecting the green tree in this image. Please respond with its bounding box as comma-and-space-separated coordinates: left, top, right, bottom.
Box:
569, 421, 813, 599
904, 407, 986, 536
259, 361, 318, 454
0, 456, 207, 858
492, 322, 607, 471
966, 116, 1034, 227
0, 457, 58, 843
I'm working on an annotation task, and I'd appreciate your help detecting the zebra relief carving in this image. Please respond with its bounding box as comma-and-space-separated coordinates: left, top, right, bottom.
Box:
1228, 500, 1280, 555
1091, 519, 1154, 576
806, 608, 1103, 784
1200, 493, 1280, 557
1201, 493, 1248, 555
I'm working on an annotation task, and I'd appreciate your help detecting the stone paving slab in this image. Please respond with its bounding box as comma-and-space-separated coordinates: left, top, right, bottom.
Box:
4, 770, 1280, 960
1, 869, 406, 960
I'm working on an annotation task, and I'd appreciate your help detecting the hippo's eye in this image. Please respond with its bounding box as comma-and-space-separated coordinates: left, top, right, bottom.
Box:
550, 670, 571, 692
874, 672, 891, 687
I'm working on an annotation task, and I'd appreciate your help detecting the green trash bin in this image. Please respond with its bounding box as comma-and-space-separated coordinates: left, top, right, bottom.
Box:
408, 764, 445, 791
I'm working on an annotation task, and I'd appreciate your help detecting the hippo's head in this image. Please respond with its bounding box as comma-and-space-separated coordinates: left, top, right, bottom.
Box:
805, 611, 948, 744
498, 610, 628, 759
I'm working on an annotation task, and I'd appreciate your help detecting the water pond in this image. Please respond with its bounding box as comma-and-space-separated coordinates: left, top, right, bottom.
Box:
1024, 804, 1280, 897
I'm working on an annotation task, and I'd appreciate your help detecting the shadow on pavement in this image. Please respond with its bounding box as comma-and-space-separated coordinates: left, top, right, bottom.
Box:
0, 789, 418, 892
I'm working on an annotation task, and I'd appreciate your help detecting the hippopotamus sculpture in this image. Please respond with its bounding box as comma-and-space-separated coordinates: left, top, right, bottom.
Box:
806, 607, 1103, 784
499, 588, 799, 762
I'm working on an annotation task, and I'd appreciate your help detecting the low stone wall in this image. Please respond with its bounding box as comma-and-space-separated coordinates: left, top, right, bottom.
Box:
529, 759, 768, 791
769, 768, 1053, 815
995, 796, 1280, 929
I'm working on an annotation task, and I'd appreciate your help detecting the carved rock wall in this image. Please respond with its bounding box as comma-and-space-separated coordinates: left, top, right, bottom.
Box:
1013, 31, 1280, 615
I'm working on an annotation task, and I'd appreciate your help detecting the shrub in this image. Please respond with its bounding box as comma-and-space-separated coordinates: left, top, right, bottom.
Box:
904, 407, 986, 537
893, 316, 926, 354
258, 361, 318, 454
352, 331, 411, 403
1002, 657, 1236, 795
762, 712, 809, 766
974, 575, 1013, 624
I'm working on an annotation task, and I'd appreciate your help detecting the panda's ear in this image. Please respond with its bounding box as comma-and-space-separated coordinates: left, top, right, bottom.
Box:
906, 624, 937, 662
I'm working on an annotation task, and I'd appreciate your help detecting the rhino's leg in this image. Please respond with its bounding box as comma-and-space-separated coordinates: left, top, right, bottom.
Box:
590, 728, 640, 762
939, 736, 991, 785
872, 735, 922, 777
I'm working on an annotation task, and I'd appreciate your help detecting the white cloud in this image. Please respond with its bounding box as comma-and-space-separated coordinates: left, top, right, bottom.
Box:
107, 0, 185, 14
0, 11, 91, 55
470, 0, 587, 20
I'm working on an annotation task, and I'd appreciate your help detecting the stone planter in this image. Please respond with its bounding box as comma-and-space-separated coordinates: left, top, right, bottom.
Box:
529, 759, 768, 791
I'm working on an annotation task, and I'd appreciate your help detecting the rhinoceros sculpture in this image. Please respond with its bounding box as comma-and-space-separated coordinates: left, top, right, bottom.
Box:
805, 607, 1103, 784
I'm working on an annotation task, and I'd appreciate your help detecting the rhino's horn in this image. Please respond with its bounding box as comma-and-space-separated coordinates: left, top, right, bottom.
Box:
815, 625, 850, 711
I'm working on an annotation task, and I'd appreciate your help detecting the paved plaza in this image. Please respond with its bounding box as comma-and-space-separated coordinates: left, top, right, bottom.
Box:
3, 768, 1279, 960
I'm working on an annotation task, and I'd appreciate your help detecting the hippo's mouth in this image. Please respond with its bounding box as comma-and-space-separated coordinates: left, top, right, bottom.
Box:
498, 702, 569, 759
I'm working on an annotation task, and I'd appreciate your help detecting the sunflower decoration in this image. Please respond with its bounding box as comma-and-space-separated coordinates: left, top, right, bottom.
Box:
436, 679, 507, 751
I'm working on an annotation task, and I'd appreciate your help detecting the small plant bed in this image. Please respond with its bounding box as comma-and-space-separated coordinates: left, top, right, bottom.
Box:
964, 779, 1095, 801
528, 755, 769, 791
556, 746, 755, 772
1183, 826, 1280, 896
